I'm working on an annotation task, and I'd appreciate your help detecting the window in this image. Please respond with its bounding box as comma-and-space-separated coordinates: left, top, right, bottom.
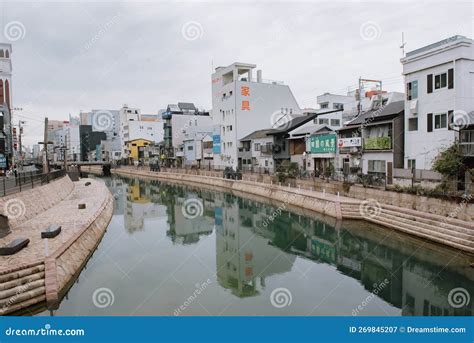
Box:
319, 118, 329, 125
408, 117, 418, 131
320, 103, 329, 109
408, 159, 416, 170
265, 160, 268, 167
368, 160, 386, 173
254, 143, 260, 151
434, 73, 447, 90
333, 103, 344, 110
406, 81, 418, 100
330, 119, 340, 126
227, 125, 232, 131
434, 113, 447, 130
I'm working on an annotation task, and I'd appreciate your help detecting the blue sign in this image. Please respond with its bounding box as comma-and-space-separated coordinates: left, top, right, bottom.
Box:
0, 316, 472, 342
212, 134, 221, 154
0, 154, 6, 169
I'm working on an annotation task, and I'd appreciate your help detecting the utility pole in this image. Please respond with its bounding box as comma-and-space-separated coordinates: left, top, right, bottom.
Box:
42, 117, 50, 174
18, 120, 25, 165
64, 134, 68, 171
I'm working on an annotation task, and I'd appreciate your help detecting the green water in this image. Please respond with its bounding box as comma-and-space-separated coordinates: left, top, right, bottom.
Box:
40, 175, 473, 316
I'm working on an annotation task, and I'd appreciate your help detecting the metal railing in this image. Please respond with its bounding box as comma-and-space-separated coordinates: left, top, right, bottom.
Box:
0, 169, 66, 197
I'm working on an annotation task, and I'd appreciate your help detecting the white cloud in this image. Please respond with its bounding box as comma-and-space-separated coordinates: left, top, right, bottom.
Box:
0, 0, 471, 145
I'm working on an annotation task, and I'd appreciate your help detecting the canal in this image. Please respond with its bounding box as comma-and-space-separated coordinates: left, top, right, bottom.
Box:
40, 175, 473, 316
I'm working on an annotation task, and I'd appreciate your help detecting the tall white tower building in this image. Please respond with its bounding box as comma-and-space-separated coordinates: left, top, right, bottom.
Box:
211, 62, 301, 169
0, 43, 13, 170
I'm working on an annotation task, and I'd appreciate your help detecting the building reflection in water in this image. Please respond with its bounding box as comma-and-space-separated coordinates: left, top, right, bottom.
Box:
117, 176, 474, 316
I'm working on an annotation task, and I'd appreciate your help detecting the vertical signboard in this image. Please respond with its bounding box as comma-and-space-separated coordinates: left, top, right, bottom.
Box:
212, 135, 221, 154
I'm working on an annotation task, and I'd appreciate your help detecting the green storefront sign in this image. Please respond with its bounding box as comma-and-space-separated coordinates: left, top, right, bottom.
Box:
309, 134, 336, 153
364, 136, 391, 150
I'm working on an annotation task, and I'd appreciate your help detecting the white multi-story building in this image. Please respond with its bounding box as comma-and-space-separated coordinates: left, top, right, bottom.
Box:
401, 35, 474, 170
119, 105, 163, 159
162, 103, 213, 165
65, 123, 81, 161
316, 93, 354, 112
211, 62, 301, 169
0, 43, 13, 169
127, 119, 163, 143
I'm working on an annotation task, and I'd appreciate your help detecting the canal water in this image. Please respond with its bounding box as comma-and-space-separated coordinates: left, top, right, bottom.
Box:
41, 176, 473, 316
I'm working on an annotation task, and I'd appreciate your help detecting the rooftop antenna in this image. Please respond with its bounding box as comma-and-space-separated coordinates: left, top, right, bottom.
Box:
400, 32, 407, 57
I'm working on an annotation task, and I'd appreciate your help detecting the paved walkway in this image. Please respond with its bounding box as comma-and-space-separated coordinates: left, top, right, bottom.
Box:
0, 178, 109, 271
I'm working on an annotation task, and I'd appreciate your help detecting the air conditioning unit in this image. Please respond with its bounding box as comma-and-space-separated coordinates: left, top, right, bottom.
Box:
410, 99, 418, 114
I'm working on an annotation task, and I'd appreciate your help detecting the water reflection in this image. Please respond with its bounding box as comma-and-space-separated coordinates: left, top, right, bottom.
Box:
103, 176, 473, 316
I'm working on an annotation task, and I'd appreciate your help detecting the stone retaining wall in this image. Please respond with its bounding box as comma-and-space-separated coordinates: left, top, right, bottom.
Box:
105, 167, 473, 221
0, 176, 114, 315
0, 176, 74, 227
87, 166, 473, 255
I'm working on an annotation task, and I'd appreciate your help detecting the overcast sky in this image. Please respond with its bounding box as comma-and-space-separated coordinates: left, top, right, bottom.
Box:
0, 0, 472, 146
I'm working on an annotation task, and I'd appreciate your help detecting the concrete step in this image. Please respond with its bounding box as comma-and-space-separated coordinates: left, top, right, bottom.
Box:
370, 215, 474, 250
0, 279, 44, 300
0, 264, 45, 283
380, 208, 473, 236
340, 203, 473, 235
369, 217, 474, 254
0, 271, 45, 291
382, 203, 474, 230
0, 294, 46, 315
0, 285, 45, 308
379, 210, 474, 241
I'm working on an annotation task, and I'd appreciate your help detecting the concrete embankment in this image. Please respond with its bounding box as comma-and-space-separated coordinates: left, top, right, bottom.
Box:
86, 166, 474, 255
0, 175, 113, 315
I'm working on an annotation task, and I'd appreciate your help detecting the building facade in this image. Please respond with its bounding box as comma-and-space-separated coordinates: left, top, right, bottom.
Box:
211, 62, 301, 169
401, 35, 474, 170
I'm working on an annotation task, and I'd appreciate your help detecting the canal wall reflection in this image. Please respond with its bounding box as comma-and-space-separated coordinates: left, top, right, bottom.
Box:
106, 176, 474, 316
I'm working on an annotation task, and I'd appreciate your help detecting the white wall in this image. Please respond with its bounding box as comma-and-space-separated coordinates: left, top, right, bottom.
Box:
402, 37, 474, 170
212, 63, 301, 169
128, 121, 163, 143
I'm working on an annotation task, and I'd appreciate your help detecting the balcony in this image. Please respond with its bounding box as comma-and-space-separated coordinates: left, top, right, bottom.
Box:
363, 137, 391, 150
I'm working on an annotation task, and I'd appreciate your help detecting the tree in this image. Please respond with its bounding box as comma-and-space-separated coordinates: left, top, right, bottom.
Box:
432, 143, 465, 178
